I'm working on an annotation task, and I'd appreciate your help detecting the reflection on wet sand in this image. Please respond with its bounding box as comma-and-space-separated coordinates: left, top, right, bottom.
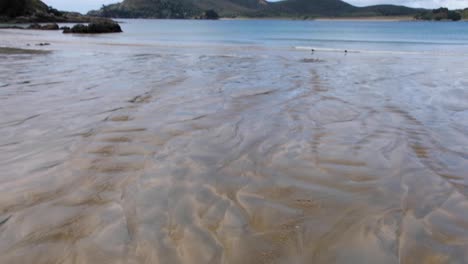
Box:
0, 46, 467, 264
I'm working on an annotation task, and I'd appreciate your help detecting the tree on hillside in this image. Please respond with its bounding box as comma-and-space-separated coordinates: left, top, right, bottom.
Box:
203, 9, 219, 19
463, 8, 468, 19
0, 0, 27, 17
447, 10, 461, 21
415, 7, 461, 21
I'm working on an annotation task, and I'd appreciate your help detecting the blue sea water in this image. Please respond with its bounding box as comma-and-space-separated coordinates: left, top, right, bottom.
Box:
112, 19, 468, 53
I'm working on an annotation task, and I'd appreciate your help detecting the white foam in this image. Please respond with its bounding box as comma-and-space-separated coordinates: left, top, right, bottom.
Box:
294, 46, 468, 56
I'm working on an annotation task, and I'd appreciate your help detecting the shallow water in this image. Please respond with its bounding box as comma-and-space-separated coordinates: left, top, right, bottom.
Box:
0, 20, 467, 263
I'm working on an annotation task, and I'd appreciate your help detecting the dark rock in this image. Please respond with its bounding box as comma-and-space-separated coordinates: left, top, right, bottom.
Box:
63, 24, 86, 33
28, 23, 42, 29
63, 21, 122, 34
0, 47, 50, 54
27, 23, 59, 30
87, 21, 122, 33
0, 25, 24, 29
41, 23, 59, 30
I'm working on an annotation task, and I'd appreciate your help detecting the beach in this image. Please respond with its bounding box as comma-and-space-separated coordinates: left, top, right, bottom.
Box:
0, 20, 467, 263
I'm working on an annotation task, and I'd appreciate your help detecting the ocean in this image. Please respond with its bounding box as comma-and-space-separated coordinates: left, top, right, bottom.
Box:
0, 19, 467, 263
116, 19, 468, 52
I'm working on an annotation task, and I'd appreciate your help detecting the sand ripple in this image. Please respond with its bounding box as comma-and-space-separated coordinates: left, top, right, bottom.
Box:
0, 46, 467, 263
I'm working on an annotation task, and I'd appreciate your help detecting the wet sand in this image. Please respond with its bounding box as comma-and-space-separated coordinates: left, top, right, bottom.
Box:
0, 29, 467, 264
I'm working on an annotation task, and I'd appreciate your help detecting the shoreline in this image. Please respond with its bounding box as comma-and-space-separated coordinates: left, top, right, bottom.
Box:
313, 16, 414, 22
4, 16, 466, 24
220, 16, 415, 22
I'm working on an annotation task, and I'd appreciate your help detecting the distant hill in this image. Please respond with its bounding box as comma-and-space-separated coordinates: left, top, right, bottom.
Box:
88, 0, 423, 19
358, 5, 422, 17
0, 0, 48, 17
88, 0, 268, 18
266, 0, 357, 17
414, 7, 462, 21
0, 0, 114, 23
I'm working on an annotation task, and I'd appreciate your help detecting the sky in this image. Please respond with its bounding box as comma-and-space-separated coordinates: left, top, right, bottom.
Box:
43, 0, 468, 14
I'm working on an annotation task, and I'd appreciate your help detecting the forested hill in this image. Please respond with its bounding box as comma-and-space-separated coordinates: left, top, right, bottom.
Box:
88, 0, 422, 19
0, 0, 112, 23
0, 0, 49, 17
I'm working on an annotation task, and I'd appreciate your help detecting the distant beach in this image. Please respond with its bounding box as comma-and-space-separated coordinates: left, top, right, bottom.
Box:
220, 15, 415, 21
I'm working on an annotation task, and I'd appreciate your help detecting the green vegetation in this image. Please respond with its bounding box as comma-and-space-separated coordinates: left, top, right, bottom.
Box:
200, 10, 220, 20
0, 0, 70, 22
267, 0, 356, 17
88, 0, 424, 19
415, 7, 462, 21
359, 5, 422, 17
0, 0, 48, 17
4, 0, 464, 22
90, 0, 198, 19
462, 8, 468, 19
0, 0, 117, 23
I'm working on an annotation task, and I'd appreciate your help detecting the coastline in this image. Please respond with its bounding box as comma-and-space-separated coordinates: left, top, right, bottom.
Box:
5, 15, 464, 24
314, 16, 414, 22
218, 16, 415, 21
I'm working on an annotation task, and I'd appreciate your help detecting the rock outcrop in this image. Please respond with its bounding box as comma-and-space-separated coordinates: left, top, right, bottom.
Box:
62, 21, 123, 34
27, 23, 59, 30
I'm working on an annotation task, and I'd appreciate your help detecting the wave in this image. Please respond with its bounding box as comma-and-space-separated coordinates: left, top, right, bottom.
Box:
294, 46, 468, 56
265, 37, 468, 46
